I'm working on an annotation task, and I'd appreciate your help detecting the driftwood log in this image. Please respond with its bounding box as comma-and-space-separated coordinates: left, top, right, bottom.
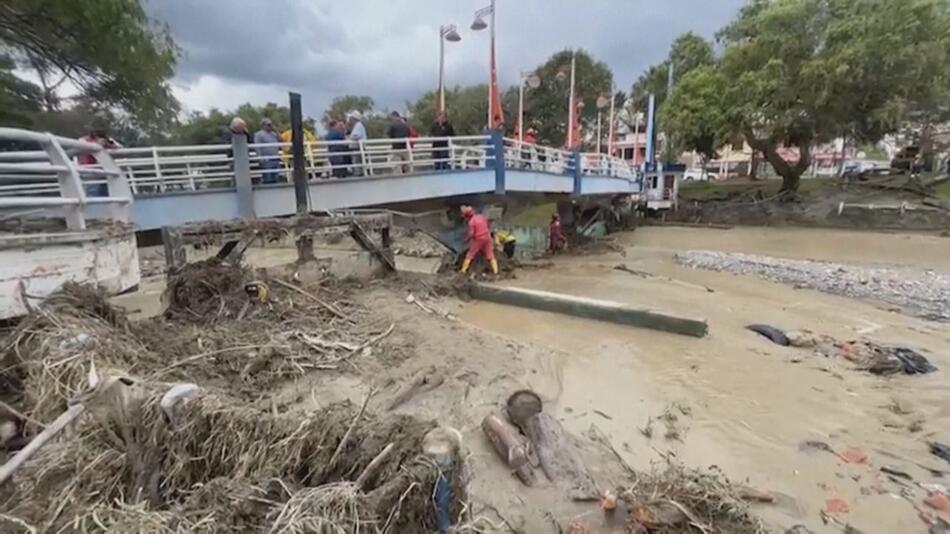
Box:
481, 414, 537, 486
521, 412, 597, 495
387, 367, 445, 411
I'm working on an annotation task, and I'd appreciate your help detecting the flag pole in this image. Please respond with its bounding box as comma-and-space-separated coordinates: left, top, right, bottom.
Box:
607, 87, 616, 157
567, 51, 576, 148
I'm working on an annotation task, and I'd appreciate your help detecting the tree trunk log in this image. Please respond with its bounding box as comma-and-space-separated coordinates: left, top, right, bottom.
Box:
521, 413, 597, 496
481, 414, 536, 486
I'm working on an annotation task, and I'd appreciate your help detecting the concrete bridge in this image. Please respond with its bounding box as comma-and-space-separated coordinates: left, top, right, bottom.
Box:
0, 128, 647, 231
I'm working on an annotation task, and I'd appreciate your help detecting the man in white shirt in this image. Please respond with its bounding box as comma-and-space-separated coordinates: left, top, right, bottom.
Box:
347, 111, 368, 176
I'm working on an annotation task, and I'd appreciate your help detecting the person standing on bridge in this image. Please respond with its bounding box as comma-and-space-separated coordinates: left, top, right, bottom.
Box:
254, 118, 281, 184
430, 112, 455, 171
387, 112, 411, 174
347, 111, 367, 176
460, 205, 498, 275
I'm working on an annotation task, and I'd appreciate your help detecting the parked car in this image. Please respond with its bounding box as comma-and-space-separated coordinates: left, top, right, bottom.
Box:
891, 145, 933, 173
682, 169, 718, 181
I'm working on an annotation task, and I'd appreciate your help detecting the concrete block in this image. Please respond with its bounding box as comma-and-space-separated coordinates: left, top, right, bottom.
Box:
470, 284, 708, 338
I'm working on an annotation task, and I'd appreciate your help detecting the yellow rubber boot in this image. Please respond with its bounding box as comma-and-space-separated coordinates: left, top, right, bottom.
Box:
460, 258, 472, 273
490, 259, 499, 274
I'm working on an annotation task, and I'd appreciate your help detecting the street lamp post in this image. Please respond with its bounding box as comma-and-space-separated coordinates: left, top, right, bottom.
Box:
438, 25, 461, 115
596, 93, 610, 154
518, 71, 540, 141
472, 0, 498, 128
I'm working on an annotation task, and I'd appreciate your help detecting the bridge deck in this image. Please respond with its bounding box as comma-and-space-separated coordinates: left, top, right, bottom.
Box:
1, 129, 643, 231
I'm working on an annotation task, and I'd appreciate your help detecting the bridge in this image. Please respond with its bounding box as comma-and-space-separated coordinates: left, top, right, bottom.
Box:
0, 128, 653, 232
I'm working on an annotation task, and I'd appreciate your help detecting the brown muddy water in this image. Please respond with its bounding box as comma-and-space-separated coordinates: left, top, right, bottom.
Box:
118, 226, 948, 532
459, 226, 950, 533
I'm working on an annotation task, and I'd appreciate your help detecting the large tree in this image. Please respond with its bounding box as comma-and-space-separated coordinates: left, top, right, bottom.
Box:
662, 66, 729, 162
322, 95, 375, 126
525, 49, 613, 147
409, 85, 493, 136
671, 0, 950, 193
169, 103, 317, 145
0, 0, 180, 131
629, 32, 715, 116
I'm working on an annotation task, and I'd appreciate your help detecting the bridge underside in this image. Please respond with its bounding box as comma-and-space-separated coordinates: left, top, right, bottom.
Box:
86, 169, 640, 231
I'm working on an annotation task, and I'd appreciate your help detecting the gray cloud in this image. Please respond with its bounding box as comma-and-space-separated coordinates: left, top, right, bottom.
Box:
147, 0, 744, 117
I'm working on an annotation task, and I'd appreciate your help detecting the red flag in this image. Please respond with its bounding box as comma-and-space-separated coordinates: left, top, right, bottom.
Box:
489, 43, 504, 129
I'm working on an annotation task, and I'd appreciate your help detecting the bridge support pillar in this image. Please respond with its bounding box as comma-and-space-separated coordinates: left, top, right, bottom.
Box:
232, 134, 256, 219
572, 149, 582, 196
492, 130, 505, 195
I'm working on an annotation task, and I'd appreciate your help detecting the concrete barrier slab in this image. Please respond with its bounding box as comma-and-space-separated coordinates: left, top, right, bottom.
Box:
470, 284, 708, 338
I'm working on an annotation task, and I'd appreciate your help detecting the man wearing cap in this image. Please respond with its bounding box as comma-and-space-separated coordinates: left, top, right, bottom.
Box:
254, 118, 281, 184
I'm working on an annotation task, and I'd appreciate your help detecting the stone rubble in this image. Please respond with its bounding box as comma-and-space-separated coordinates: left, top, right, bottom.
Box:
675, 250, 950, 323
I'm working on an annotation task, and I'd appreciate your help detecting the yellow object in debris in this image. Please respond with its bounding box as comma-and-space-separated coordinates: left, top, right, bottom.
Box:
494, 230, 516, 246
244, 281, 269, 303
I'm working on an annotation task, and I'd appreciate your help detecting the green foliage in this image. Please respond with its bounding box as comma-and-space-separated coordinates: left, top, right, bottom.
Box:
629, 32, 715, 114
169, 103, 317, 145
526, 49, 613, 147
655, 0, 950, 192
322, 95, 375, 126
0, 0, 180, 127
0, 56, 42, 128
663, 66, 728, 161
409, 85, 493, 136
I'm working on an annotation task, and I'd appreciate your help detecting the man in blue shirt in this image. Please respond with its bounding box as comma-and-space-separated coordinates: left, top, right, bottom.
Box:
254, 118, 281, 184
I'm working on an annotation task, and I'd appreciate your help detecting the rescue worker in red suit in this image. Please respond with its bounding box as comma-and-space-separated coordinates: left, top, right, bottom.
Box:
460, 205, 498, 274
549, 213, 566, 253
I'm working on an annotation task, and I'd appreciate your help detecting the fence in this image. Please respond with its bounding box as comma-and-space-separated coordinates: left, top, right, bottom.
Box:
0, 128, 133, 230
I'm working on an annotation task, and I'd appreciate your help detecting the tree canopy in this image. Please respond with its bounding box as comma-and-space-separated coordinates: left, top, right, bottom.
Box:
168, 103, 318, 145
661, 0, 950, 192
525, 50, 613, 147
629, 32, 714, 114
0, 0, 180, 132
322, 95, 375, 126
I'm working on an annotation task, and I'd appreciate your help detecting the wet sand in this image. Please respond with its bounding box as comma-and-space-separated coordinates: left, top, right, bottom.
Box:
459, 226, 950, 533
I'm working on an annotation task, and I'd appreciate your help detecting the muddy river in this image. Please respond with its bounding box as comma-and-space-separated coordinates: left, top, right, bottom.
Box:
459, 226, 950, 533
119, 226, 948, 532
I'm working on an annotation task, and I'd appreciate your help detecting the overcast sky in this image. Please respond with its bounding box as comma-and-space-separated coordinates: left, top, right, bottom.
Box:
146, 0, 745, 119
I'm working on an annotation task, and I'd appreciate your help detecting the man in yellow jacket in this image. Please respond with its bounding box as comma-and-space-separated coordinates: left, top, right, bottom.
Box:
280, 128, 317, 168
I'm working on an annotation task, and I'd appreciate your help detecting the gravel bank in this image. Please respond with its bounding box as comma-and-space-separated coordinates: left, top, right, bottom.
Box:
675, 250, 950, 322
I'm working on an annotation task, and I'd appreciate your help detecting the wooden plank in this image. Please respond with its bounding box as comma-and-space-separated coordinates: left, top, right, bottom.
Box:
350, 221, 396, 271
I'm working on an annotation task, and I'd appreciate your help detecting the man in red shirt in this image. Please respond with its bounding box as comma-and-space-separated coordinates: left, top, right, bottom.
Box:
549, 213, 566, 253
460, 205, 498, 275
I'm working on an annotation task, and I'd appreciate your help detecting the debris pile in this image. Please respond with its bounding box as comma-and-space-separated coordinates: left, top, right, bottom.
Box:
2, 388, 460, 533
745, 325, 938, 376
481, 391, 765, 533
0, 270, 462, 532
676, 250, 950, 322
6, 262, 395, 414
620, 464, 767, 534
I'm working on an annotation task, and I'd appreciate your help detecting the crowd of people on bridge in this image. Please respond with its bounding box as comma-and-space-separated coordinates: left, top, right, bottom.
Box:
215, 111, 469, 182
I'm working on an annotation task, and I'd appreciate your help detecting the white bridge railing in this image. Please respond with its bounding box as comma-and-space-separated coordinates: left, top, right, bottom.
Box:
109, 135, 494, 194
0, 132, 641, 201
0, 128, 133, 230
